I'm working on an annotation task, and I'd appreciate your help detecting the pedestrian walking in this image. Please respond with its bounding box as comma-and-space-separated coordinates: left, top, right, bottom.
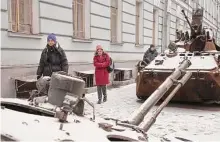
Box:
37, 33, 68, 79
93, 45, 110, 104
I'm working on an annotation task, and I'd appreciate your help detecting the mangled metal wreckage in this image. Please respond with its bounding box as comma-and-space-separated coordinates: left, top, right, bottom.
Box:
136, 8, 220, 103
2, 60, 192, 141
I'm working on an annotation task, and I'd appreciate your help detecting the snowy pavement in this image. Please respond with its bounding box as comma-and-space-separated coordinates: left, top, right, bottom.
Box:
84, 83, 220, 141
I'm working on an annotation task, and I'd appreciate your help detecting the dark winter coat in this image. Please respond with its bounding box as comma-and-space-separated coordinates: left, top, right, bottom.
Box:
37, 43, 68, 78
93, 52, 110, 85
143, 48, 158, 64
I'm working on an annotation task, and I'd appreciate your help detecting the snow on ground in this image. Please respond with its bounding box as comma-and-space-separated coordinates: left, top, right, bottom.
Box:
85, 83, 220, 141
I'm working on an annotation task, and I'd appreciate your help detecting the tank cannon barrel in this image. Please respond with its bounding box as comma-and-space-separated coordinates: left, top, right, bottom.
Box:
181, 10, 195, 34
140, 72, 192, 131
128, 59, 192, 126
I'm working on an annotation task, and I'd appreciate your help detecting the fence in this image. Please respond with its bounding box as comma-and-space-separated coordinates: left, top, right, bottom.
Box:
73, 70, 95, 88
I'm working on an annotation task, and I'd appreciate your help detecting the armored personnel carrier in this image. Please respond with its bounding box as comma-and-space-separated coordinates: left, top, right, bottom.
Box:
136, 8, 220, 103
1, 61, 193, 141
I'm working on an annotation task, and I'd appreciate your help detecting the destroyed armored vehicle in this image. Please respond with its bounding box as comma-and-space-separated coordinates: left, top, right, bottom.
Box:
1, 71, 160, 141
136, 8, 220, 103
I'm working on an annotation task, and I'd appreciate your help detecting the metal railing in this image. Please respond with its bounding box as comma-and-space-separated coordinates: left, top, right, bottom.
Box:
114, 69, 133, 81
74, 72, 95, 88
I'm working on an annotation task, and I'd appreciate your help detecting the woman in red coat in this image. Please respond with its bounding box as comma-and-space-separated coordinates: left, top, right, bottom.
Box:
93, 45, 110, 104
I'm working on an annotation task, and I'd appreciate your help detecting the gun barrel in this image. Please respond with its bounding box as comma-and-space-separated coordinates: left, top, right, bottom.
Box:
128, 59, 191, 126
140, 72, 192, 132
181, 10, 194, 32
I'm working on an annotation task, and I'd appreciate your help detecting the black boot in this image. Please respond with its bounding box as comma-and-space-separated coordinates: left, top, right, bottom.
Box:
97, 86, 102, 104
103, 96, 107, 102
97, 99, 102, 104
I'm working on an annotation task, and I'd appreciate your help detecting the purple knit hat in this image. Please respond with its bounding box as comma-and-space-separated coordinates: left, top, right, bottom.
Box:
47, 33, 57, 43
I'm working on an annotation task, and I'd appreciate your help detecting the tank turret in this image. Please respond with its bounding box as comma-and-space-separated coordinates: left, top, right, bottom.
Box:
168, 8, 220, 53
182, 9, 204, 39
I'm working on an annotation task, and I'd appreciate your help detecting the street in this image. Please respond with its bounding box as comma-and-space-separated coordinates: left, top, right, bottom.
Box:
85, 84, 220, 141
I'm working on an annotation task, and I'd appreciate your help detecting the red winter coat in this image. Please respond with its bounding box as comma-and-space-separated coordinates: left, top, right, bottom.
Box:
93, 52, 110, 85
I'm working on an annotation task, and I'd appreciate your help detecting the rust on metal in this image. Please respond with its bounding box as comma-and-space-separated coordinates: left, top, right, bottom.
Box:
136, 67, 220, 103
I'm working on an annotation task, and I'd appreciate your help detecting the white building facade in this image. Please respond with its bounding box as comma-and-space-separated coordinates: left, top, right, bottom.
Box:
1, 0, 220, 97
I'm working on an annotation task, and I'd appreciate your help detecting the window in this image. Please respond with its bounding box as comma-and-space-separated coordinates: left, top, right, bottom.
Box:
153, 0, 160, 7
203, 0, 206, 11
201, 0, 204, 8
198, 0, 203, 7
193, 1, 197, 9
8, 0, 32, 34
183, 21, 188, 31
214, 2, 217, 19
219, 6, 220, 21
136, 1, 140, 45
136, 0, 143, 45
152, 7, 159, 47
167, 0, 172, 13
218, 6, 220, 21
166, 14, 171, 46
73, 0, 85, 39
152, 10, 157, 45
110, 0, 122, 44
183, 0, 189, 5
213, 1, 216, 19
175, 18, 182, 40
111, 0, 118, 43
207, 0, 210, 14
176, 18, 180, 31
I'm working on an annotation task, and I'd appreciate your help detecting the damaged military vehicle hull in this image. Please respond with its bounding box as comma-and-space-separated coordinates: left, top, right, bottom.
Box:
136, 56, 220, 103
136, 8, 220, 103
0, 72, 155, 141
1, 98, 151, 142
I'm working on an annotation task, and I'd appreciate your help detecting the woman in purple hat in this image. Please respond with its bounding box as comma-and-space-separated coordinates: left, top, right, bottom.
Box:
36, 33, 68, 79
